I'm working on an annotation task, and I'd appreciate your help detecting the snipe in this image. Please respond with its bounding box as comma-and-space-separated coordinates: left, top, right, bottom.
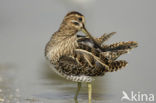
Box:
45, 11, 138, 103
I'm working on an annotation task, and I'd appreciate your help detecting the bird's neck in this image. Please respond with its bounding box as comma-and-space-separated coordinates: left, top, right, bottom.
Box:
58, 24, 78, 36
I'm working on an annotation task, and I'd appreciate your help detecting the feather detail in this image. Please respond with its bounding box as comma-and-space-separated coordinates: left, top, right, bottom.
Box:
77, 43, 109, 63
107, 60, 128, 72
102, 41, 138, 52
75, 49, 109, 70
95, 32, 116, 44
101, 50, 128, 60
55, 55, 107, 76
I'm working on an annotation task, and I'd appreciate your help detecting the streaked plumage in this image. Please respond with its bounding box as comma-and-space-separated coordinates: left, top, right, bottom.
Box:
44, 11, 138, 102
45, 32, 137, 82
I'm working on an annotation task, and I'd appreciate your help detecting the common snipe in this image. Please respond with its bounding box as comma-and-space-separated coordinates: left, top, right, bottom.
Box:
45, 11, 138, 103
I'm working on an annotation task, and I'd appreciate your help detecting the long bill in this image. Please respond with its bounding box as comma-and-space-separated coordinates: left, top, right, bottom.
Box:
81, 25, 103, 50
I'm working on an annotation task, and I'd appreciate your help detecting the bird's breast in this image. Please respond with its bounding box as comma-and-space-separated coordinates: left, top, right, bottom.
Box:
46, 35, 78, 63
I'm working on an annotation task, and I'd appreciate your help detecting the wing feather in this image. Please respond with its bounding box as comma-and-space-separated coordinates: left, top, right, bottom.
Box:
56, 33, 137, 76
102, 41, 138, 52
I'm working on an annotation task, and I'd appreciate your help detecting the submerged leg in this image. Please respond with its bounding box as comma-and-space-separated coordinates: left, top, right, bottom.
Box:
74, 82, 82, 100
88, 82, 92, 103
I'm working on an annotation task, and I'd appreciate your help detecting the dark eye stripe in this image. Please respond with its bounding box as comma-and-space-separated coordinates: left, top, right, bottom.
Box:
73, 22, 79, 25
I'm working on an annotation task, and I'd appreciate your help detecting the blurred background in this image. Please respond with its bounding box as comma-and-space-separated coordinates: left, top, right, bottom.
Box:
0, 0, 156, 103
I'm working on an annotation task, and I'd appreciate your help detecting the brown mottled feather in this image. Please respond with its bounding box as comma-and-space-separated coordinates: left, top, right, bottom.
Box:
107, 60, 128, 72
95, 32, 116, 44
45, 11, 138, 82
55, 55, 107, 76
102, 41, 138, 52
101, 50, 128, 60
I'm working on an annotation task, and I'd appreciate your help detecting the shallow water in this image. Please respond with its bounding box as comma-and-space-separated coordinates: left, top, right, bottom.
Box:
0, 62, 113, 103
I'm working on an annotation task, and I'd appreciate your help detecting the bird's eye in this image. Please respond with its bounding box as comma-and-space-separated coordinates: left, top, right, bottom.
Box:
73, 22, 79, 25
78, 18, 82, 22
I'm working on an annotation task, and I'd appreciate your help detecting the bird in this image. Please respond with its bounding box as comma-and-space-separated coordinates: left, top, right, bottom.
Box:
45, 11, 138, 103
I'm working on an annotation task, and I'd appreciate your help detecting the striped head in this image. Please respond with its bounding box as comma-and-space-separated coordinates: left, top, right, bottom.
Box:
62, 11, 85, 30
61, 11, 91, 37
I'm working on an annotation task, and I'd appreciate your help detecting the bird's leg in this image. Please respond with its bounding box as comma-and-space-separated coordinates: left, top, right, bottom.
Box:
74, 82, 81, 100
88, 82, 92, 103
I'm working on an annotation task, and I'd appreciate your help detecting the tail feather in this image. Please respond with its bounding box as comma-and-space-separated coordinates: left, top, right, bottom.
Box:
101, 50, 128, 60
96, 32, 116, 44
107, 60, 128, 72
102, 41, 138, 52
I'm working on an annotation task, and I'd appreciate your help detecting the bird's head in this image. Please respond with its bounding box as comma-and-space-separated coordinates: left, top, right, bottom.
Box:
62, 11, 90, 36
